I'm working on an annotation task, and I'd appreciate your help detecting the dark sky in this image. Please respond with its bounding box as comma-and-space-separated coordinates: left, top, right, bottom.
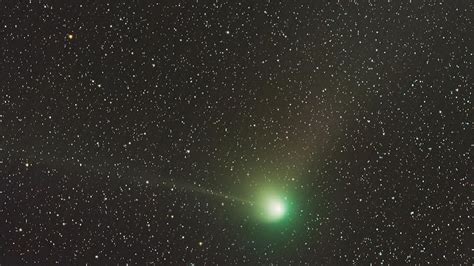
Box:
2, 1, 472, 264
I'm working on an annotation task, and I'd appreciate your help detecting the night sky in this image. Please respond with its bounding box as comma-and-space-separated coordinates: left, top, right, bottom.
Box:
2, 1, 472, 264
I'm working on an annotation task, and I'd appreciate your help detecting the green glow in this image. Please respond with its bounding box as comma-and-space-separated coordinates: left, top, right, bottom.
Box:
264, 196, 286, 220
256, 189, 288, 223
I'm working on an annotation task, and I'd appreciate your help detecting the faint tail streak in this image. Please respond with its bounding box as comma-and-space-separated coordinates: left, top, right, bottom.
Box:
154, 179, 254, 205
16, 150, 251, 204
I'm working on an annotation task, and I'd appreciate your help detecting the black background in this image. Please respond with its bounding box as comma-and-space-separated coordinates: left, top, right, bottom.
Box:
1, 1, 471, 264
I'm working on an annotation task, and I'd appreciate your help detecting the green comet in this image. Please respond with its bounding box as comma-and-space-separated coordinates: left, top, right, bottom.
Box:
263, 196, 286, 221
256, 189, 288, 223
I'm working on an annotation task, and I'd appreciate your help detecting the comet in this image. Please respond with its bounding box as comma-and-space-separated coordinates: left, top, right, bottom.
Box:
151, 178, 289, 223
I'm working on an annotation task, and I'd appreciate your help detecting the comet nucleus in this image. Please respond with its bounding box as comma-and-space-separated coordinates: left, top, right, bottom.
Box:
265, 197, 286, 220
256, 189, 288, 223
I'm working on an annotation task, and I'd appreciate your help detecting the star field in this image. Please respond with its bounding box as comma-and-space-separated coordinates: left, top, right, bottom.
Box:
1, 1, 472, 264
